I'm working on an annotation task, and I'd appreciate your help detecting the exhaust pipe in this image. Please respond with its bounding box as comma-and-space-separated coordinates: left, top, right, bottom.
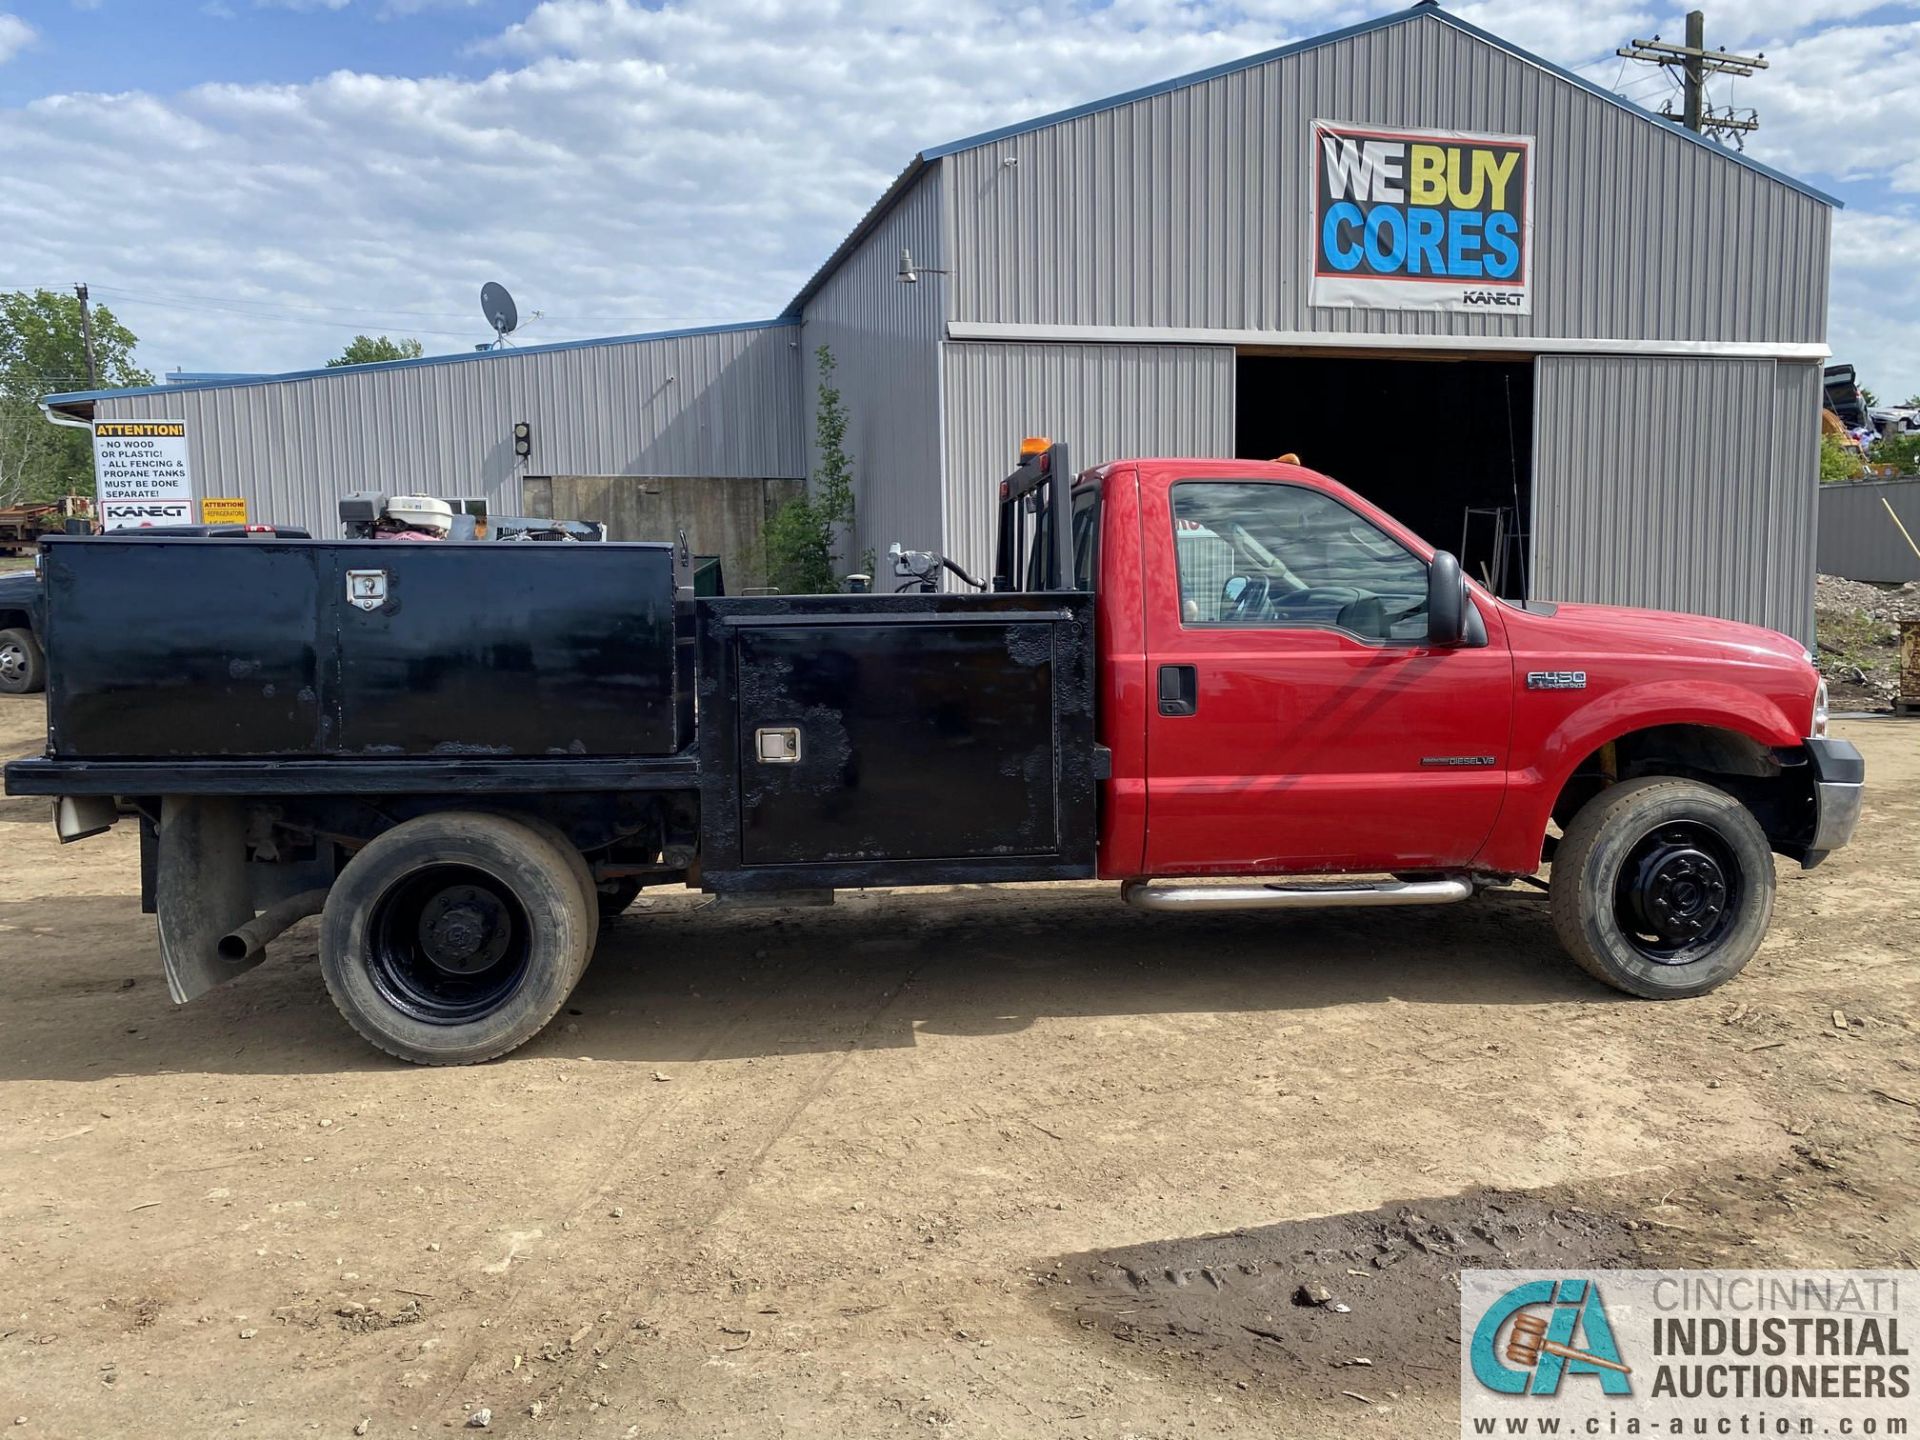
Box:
1122, 877, 1472, 912
217, 888, 330, 964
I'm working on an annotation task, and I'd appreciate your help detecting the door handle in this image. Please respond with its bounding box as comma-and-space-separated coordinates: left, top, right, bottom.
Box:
1158, 664, 1197, 717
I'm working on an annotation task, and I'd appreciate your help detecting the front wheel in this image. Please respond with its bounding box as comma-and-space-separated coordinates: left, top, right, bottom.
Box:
1550, 777, 1775, 999
320, 811, 594, 1065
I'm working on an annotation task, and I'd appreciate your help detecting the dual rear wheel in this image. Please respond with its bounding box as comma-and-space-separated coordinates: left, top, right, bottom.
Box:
320, 811, 597, 1066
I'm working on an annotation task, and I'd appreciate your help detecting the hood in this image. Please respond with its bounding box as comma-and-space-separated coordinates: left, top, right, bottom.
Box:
1497, 596, 1820, 744
1503, 599, 1809, 666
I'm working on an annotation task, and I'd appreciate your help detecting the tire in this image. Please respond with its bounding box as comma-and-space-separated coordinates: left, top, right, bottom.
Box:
514, 814, 600, 935
0, 627, 43, 695
1550, 777, 1775, 999
320, 811, 594, 1065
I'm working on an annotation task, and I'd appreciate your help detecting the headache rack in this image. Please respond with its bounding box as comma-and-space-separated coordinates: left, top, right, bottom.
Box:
994, 439, 1075, 593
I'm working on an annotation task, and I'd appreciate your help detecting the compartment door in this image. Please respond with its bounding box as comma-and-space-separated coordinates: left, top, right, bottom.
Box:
736, 620, 1060, 866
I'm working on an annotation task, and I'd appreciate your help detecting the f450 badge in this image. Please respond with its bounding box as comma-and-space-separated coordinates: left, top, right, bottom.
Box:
1527, 670, 1587, 691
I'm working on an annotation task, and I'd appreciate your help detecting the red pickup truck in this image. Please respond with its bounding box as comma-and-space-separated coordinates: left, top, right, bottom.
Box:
5, 443, 1862, 1065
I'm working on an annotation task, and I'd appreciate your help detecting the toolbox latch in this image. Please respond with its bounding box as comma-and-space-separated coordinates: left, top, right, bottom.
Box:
754, 727, 802, 764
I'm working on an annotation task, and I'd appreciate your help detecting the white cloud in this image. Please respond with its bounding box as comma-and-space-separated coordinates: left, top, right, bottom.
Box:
1831, 209, 1920, 405
0, 13, 35, 65
1, 0, 1915, 401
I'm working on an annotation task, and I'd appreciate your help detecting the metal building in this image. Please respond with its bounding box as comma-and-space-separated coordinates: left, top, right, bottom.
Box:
47, 3, 1835, 635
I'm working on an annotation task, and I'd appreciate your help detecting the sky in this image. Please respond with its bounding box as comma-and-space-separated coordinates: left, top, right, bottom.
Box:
0, 0, 1916, 403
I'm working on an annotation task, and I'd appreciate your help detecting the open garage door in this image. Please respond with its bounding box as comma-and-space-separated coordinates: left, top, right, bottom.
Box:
1236, 354, 1534, 599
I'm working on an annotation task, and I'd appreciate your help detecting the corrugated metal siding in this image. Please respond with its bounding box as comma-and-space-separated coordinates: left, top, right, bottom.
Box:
1533, 356, 1820, 642
88, 325, 805, 538
1818, 478, 1920, 583
799, 169, 948, 572
940, 341, 1235, 581
947, 14, 1829, 344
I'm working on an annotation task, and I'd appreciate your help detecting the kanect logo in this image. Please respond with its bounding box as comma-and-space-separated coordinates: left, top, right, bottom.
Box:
1471, 1277, 1634, 1397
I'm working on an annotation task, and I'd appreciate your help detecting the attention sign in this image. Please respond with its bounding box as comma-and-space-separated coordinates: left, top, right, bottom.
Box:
93, 419, 194, 530
1309, 120, 1532, 315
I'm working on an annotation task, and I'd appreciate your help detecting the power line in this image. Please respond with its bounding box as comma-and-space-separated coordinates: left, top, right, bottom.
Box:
1616, 9, 1766, 144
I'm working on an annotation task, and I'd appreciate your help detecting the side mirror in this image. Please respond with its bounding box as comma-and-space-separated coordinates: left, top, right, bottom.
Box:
1428, 550, 1469, 647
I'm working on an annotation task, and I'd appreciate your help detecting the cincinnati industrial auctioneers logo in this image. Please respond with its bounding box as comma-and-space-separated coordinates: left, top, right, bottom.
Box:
1459, 1270, 1916, 1439
1471, 1277, 1634, 1397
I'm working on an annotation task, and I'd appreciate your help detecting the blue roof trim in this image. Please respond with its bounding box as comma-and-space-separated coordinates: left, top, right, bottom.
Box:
921, 4, 1838, 207
1430, 9, 1841, 209
46, 316, 800, 408
781, 158, 929, 318
921, 7, 1426, 162
782, 2, 1838, 317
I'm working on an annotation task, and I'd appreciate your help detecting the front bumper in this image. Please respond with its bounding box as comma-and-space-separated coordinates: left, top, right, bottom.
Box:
1804, 736, 1864, 864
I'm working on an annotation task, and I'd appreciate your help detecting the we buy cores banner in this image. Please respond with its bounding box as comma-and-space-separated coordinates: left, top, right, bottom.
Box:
1309, 120, 1533, 315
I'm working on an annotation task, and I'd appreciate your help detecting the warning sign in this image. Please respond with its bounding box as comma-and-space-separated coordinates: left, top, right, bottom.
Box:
93, 419, 194, 530
201, 497, 248, 525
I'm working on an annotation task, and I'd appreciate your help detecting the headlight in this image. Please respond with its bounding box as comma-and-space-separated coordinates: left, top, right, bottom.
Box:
1813, 678, 1829, 738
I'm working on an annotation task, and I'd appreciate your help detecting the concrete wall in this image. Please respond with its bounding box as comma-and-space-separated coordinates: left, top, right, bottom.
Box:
525, 474, 804, 592
1817, 477, 1920, 584
1533, 355, 1821, 642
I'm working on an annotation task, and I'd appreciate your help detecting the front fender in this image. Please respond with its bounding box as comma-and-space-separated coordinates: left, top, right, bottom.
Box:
1478, 679, 1804, 875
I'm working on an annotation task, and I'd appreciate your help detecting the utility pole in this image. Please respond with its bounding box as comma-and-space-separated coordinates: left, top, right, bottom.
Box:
1616, 11, 1766, 147
1682, 10, 1703, 134
74, 282, 99, 388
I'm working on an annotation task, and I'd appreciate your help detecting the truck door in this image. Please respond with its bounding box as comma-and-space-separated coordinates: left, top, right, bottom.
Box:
1143, 477, 1511, 875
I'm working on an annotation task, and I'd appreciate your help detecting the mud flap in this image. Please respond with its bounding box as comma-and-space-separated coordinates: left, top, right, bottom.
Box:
155, 796, 259, 1004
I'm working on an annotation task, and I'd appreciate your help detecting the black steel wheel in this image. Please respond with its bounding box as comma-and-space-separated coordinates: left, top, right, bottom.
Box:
321, 811, 593, 1065
0, 627, 43, 695
1612, 821, 1741, 964
1551, 777, 1774, 999
365, 870, 532, 1024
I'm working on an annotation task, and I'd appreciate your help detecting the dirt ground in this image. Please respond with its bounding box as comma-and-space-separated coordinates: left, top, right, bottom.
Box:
0, 695, 1915, 1439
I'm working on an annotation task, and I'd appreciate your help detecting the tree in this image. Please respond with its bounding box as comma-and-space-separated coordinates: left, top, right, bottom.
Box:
0, 288, 153, 507
765, 346, 860, 593
327, 335, 424, 367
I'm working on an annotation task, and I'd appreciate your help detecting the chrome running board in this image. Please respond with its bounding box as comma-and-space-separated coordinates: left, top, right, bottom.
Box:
1121, 877, 1473, 912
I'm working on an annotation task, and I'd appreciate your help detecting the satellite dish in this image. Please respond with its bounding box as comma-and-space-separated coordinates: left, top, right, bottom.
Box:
481, 281, 519, 340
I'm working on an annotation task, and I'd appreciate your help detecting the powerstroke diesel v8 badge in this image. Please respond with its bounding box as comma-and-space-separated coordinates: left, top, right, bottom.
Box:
1309, 120, 1533, 315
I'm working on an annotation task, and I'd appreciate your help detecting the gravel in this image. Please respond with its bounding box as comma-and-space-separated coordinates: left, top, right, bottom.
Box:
1814, 574, 1918, 709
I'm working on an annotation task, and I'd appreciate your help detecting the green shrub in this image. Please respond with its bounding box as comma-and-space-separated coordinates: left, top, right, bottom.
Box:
765, 346, 859, 593
1819, 434, 1865, 484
